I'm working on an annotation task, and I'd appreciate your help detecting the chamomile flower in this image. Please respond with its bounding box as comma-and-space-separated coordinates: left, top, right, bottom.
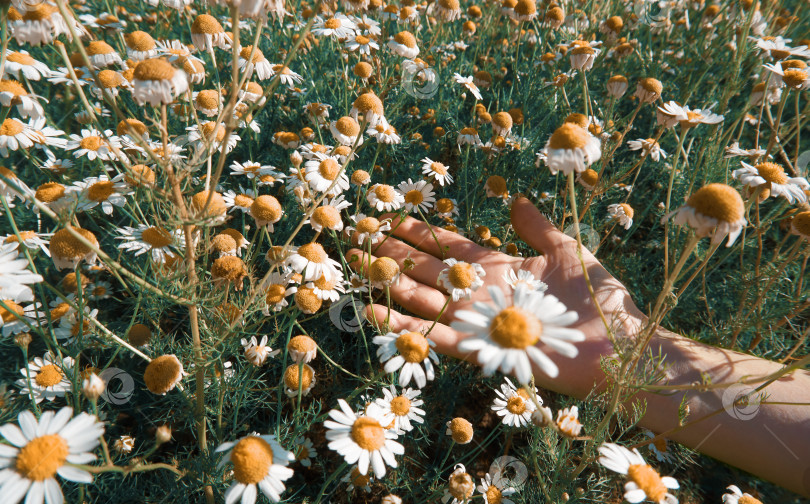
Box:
241, 335, 281, 366
502, 269, 547, 293
65, 128, 120, 162
87, 280, 113, 301
131, 58, 189, 106
330, 116, 364, 146
722, 485, 763, 504
223, 187, 256, 214
478, 471, 517, 504
269, 65, 303, 89
454, 284, 585, 383
373, 329, 440, 388
435, 198, 460, 219
763, 61, 810, 90
324, 399, 403, 478
437, 258, 486, 301
656, 102, 724, 128
375, 385, 425, 434
2, 50, 51, 80
304, 156, 350, 196
116, 224, 181, 263
285, 242, 342, 282
627, 138, 668, 161
287, 335, 317, 363
307, 274, 346, 302
544, 123, 601, 175
388, 31, 420, 58
732, 161, 809, 204
230, 160, 280, 179
491, 377, 536, 427
398, 179, 436, 214
16, 351, 74, 403
670, 183, 746, 246
215, 435, 295, 503
344, 34, 379, 55
421, 157, 454, 186
262, 271, 297, 314
367, 119, 402, 144
1, 294, 43, 336
283, 363, 316, 397
367, 183, 405, 212
453, 73, 483, 100
608, 203, 634, 229
643, 430, 675, 464
0, 407, 104, 504
238, 45, 273, 80
293, 437, 317, 467
556, 406, 583, 437
74, 174, 131, 215
598, 443, 679, 504
49, 227, 99, 271
53, 307, 97, 343
312, 14, 357, 40
2, 231, 50, 256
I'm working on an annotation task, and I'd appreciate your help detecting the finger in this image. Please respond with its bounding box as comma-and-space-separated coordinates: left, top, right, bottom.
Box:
364, 304, 467, 360
346, 248, 447, 319
511, 196, 575, 254
373, 236, 448, 290
381, 214, 491, 262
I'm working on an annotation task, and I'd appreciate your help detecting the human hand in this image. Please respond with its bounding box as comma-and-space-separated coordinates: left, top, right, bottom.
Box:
346, 196, 645, 398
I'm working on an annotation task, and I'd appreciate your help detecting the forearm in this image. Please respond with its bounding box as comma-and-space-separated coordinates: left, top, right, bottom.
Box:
637, 329, 810, 496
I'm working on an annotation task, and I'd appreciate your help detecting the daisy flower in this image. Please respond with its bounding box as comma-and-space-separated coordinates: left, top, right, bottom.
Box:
722, 485, 763, 504
65, 128, 120, 162
74, 174, 131, 215
608, 203, 634, 230
215, 434, 295, 503
398, 179, 436, 214
643, 430, 675, 464
304, 156, 350, 196
342, 466, 374, 493
2, 231, 50, 256
87, 280, 113, 300
732, 161, 809, 204
293, 437, 317, 467
2, 50, 51, 80
285, 242, 342, 282
347, 214, 391, 246
754, 36, 810, 60
283, 363, 316, 397
0, 79, 45, 119
223, 187, 256, 214
269, 65, 303, 89
344, 34, 379, 55
446, 417, 474, 444
437, 258, 486, 301
230, 160, 280, 179
627, 138, 667, 161
453, 73, 483, 100
374, 385, 425, 434
367, 119, 401, 144
367, 183, 404, 212
238, 45, 273, 80
388, 31, 419, 59
0, 118, 46, 157
0, 407, 104, 504
262, 271, 297, 314
435, 198, 460, 219
763, 61, 810, 90
116, 224, 181, 263
330, 116, 363, 146
241, 335, 281, 366
453, 284, 586, 383
312, 14, 357, 39
373, 329, 440, 388
324, 398, 403, 478
670, 183, 746, 246
656, 102, 724, 129
544, 123, 601, 175
491, 377, 536, 427
131, 58, 189, 106
287, 335, 318, 363
598, 443, 679, 504
556, 406, 583, 437
502, 269, 548, 292
53, 307, 97, 343
1, 294, 43, 337
443, 464, 475, 504
15, 351, 74, 404
478, 471, 517, 504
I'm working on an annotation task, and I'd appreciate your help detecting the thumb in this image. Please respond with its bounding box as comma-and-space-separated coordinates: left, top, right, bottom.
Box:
511, 197, 574, 254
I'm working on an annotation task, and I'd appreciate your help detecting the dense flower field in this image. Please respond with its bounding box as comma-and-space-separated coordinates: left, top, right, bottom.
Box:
0, 0, 808, 501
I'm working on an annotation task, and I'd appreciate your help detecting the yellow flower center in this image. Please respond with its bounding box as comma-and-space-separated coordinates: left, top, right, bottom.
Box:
51, 227, 97, 260
80, 136, 104, 152
390, 396, 412, 416
738, 496, 763, 504
230, 436, 274, 484
783, 69, 808, 88
141, 226, 173, 248
448, 417, 473, 443
15, 434, 69, 481
0, 300, 24, 322
284, 363, 314, 390
298, 242, 327, 263
318, 158, 340, 180
486, 485, 503, 504
404, 189, 424, 206
369, 257, 399, 283
312, 205, 341, 228
686, 183, 744, 223
144, 354, 182, 394
447, 262, 476, 289
374, 184, 396, 202
265, 284, 287, 304
506, 395, 527, 415
489, 306, 541, 349
627, 464, 668, 503
0, 118, 24, 136
7, 52, 36, 65
351, 417, 385, 451
324, 18, 341, 29
34, 364, 63, 387
755, 161, 788, 185
548, 123, 590, 149
395, 331, 430, 362
354, 35, 370, 45
792, 211, 810, 237
436, 198, 455, 213
430, 162, 448, 175
233, 194, 254, 208
356, 217, 381, 234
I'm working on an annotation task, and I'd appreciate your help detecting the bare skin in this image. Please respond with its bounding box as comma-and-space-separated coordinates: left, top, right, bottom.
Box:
346, 197, 810, 497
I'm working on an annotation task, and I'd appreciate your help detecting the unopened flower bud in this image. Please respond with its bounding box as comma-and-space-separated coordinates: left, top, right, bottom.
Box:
82, 373, 105, 401
156, 425, 172, 445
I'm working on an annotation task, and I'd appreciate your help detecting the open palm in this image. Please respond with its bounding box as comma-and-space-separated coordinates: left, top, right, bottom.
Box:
347, 197, 644, 397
